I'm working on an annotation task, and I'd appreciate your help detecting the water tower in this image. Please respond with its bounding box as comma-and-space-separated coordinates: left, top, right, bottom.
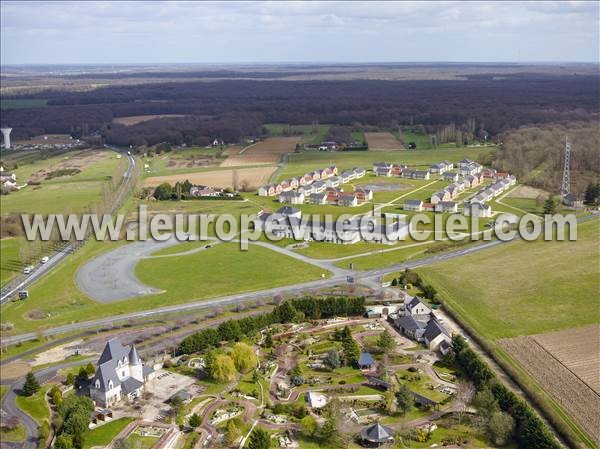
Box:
0, 128, 12, 149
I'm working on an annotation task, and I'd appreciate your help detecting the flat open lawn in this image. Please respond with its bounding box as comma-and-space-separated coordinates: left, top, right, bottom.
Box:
83, 417, 135, 449
126, 433, 159, 449
0, 239, 326, 334
143, 166, 276, 189
1, 150, 122, 215
0, 423, 26, 442
0, 238, 22, 287
135, 243, 328, 303
15, 385, 50, 425
275, 147, 494, 181
418, 218, 600, 339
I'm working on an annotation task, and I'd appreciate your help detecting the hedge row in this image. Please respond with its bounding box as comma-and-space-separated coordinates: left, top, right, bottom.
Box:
452, 335, 561, 449
178, 296, 366, 355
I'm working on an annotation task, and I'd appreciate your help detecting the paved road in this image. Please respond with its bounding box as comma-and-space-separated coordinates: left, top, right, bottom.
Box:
0, 148, 135, 304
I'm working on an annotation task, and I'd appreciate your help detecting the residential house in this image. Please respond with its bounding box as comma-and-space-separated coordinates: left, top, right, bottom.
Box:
443, 172, 459, 182
288, 178, 299, 189
400, 169, 415, 179
326, 188, 343, 204
373, 162, 392, 172
312, 181, 326, 193
403, 199, 424, 211
394, 315, 427, 340
423, 317, 451, 352
279, 179, 293, 192
352, 167, 366, 178
354, 187, 373, 202
276, 206, 302, 219
435, 201, 458, 213
340, 170, 355, 183
430, 162, 449, 174
279, 191, 305, 205
422, 202, 435, 212
431, 190, 451, 204
297, 184, 314, 196
326, 176, 341, 188
189, 186, 220, 197
465, 174, 481, 189
445, 185, 459, 199
405, 296, 432, 317
309, 193, 328, 205
458, 158, 474, 168
481, 168, 497, 179
258, 184, 277, 197
302, 173, 315, 185
0, 167, 17, 190
460, 163, 482, 177
391, 164, 404, 176
413, 170, 431, 180
90, 340, 154, 407
308, 171, 321, 181
375, 166, 392, 177
337, 193, 359, 207
463, 201, 492, 218
442, 160, 454, 170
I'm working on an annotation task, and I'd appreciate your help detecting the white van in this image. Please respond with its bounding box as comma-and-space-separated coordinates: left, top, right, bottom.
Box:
41, 256, 49, 263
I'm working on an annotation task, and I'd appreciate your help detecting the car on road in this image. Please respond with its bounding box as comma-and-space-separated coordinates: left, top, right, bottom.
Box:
23, 266, 33, 275
41, 256, 49, 263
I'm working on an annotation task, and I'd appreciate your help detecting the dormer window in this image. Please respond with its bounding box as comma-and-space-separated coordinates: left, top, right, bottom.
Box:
117, 360, 121, 368
95, 380, 100, 389
108, 380, 113, 389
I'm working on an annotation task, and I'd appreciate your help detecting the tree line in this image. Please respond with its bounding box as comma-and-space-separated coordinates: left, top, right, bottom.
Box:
450, 335, 561, 449
177, 296, 365, 355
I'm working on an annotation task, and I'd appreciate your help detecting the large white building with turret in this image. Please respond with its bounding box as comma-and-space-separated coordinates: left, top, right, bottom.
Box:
90, 339, 155, 407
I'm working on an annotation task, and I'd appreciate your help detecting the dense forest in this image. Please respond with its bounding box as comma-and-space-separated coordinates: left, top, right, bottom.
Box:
2, 75, 598, 147
495, 122, 600, 194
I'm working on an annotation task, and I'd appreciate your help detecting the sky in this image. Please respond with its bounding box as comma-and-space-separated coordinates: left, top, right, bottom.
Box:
1, 1, 599, 65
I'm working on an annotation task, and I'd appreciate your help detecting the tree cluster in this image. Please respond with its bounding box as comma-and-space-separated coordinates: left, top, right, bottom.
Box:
53, 395, 95, 449
178, 297, 365, 355
451, 335, 560, 449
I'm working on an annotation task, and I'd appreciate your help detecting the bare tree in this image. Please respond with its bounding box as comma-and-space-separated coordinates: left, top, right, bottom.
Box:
455, 381, 476, 424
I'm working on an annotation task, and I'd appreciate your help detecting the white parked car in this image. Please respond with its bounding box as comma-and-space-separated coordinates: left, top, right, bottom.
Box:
41, 256, 49, 263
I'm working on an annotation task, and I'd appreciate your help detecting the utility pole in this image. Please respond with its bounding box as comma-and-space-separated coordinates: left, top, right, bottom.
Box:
561, 136, 571, 196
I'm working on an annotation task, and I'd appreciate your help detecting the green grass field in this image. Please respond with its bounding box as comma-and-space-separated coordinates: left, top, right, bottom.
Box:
135, 243, 328, 303
0, 238, 23, 287
264, 123, 330, 145
0, 240, 327, 334
15, 386, 50, 425
0, 150, 122, 215
83, 417, 134, 449
418, 218, 600, 339
398, 130, 434, 149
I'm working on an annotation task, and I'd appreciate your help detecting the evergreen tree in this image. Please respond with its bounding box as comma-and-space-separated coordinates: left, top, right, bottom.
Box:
395, 384, 414, 416
189, 413, 201, 428
376, 330, 396, 352
22, 372, 40, 396
543, 196, 557, 214
248, 427, 270, 449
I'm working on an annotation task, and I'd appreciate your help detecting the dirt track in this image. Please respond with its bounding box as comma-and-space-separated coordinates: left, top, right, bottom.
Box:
365, 132, 404, 150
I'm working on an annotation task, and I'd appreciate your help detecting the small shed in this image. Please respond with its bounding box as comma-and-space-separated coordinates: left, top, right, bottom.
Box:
358, 352, 375, 369
359, 422, 394, 447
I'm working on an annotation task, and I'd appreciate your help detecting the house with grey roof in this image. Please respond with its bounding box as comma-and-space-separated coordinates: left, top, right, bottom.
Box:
309, 192, 327, 205
90, 339, 154, 407
434, 201, 458, 213
403, 199, 424, 211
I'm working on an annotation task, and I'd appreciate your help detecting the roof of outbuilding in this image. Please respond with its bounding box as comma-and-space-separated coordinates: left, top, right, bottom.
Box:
360, 423, 394, 443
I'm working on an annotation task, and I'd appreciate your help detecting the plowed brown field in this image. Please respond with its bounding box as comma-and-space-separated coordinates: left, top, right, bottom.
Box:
500, 327, 600, 444
365, 132, 404, 150
221, 137, 300, 166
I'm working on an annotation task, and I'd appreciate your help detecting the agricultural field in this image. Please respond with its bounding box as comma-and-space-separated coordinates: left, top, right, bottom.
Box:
142, 146, 225, 176
221, 136, 301, 166
399, 130, 434, 150
112, 114, 185, 126
0, 149, 124, 214
142, 166, 277, 189
264, 123, 330, 145
364, 132, 404, 150
418, 218, 599, 339
499, 335, 600, 445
